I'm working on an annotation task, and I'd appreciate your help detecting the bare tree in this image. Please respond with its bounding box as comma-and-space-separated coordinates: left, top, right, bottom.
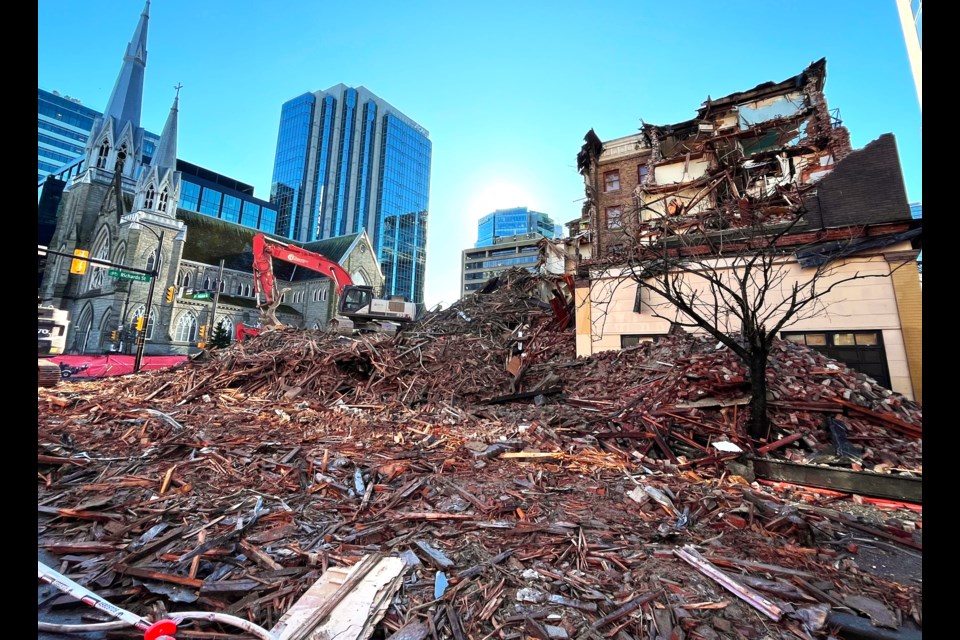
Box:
593, 201, 903, 440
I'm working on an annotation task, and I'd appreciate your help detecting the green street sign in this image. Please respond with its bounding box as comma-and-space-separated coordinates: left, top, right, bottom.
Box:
108, 268, 152, 283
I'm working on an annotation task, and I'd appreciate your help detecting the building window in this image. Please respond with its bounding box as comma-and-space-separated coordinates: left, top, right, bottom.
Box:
606, 206, 623, 229
145, 249, 162, 275
96, 140, 110, 169
604, 170, 621, 192
203, 277, 212, 291
638, 164, 649, 184
236, 283, 243, 295
145, 184, 156, 209
158, 189, 169, 213
174, 312, 199, 342
244, 284, 251, 297
219, 280, 225, 293
321, 289, 328, 302
89, 230, 111, 291
129, 305, 156, 340
621, 335, 661, 348
183, 272, 191, 289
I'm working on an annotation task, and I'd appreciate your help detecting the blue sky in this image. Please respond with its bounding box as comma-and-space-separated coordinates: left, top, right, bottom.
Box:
38, 0, 922, 308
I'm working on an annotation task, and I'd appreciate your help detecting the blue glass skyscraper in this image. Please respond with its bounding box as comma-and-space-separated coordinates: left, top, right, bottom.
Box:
476, 207, 561, 247
270, 85, 432, 303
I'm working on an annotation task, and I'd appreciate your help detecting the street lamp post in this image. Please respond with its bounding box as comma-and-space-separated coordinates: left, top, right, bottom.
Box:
133, 227, 165, 374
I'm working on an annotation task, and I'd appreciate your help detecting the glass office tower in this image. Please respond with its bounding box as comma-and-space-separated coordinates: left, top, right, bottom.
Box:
270, 85, 432, 303
38, 88, 157, 183
476, 207, 561, 247
38, 88, 277, 234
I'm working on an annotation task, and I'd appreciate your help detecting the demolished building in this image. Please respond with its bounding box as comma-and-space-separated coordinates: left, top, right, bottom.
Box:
568, 59, 922, 401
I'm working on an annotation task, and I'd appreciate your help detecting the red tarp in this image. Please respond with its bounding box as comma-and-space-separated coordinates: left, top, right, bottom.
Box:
49, 354, 188, 379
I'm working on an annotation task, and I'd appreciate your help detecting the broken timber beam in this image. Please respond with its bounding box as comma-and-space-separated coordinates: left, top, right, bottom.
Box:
674, 546, 784, 621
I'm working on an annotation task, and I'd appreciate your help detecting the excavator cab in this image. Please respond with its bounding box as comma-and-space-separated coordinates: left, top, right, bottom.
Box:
339, 286, 374, 315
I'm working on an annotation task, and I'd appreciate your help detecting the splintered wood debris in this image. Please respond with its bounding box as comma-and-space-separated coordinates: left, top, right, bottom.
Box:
38, 269, 921, 639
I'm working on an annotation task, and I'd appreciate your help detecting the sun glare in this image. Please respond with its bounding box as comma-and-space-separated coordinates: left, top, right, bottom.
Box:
467, 181, 537, 220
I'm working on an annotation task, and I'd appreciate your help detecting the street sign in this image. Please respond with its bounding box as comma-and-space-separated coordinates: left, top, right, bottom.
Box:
108, 268, 152, 283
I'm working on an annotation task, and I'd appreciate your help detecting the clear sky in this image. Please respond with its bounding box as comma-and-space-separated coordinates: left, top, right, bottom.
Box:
38, 0, 922, 308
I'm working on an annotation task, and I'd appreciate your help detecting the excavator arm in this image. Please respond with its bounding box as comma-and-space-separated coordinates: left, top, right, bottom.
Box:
252, 233, 355, 328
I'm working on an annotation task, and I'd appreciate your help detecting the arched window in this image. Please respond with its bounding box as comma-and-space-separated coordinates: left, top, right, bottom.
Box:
176, 271, 183, 286
245, 284, 251, 297
88, 227, 111, 291
145, 184, 156, 209
236, 282, 243, 295
96, 139, 110, 169
174, 312, 198, 342
158, 189, 169, 213
219, 280, 225, 293
321, 289, 328, 302
97, 309, 115, 353
183, 272, 191, 288
351, 270, 368, 286
203, 277, 212, 291
111, 241, 126, 267
72, 304, 94, 353
129, 304, 156, 340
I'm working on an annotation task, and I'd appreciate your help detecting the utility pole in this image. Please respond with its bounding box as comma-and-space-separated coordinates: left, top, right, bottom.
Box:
896, 0, 922, 111
207, 259, 225, 340
134, 229, 164, 373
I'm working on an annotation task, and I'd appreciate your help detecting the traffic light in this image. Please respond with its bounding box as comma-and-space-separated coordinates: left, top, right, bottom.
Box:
136, 316, 145, 331
69, 249, 90, 275
110, 330, 118, 341
166, 286, 176, 304
198, 325, 207, 339
196, 341, 207, 349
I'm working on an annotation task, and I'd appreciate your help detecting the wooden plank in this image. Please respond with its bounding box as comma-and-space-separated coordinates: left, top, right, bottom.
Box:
752, 457, 922, 503
272, 554, 406, 640
37, 505, 123, 522
674, 547, 783, 621
239, 539, 283, 571
499, 452, 564, 461
114, 563, 203, 588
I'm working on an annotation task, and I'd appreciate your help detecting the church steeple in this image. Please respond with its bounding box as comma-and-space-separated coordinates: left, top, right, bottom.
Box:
82, 2, 150, 182
134, 92, 182, 218
104, 0, 150, 128
152, 93, 179, 171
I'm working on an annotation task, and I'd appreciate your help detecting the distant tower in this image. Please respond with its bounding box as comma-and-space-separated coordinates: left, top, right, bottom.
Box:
896, 0, 922, 111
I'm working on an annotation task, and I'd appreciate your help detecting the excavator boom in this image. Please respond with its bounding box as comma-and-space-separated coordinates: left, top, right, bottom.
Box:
249, 233, 416, 335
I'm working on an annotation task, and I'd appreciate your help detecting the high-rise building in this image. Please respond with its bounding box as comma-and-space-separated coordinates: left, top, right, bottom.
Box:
476, 207, 561, 247
461, 233, 544, 297
38, 90, 278, 239
38, 88, 158, 184
270, 85, 432, 303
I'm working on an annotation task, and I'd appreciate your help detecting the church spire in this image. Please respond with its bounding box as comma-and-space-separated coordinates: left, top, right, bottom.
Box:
103, 0, 150, 129
133, 89, 182, 219
152, 91, 179, 171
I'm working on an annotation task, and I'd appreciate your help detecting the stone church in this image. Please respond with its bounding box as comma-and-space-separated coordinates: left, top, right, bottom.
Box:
38, 2, 383, 356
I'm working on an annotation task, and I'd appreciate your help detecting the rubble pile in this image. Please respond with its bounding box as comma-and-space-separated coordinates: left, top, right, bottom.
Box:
37, 278, 922, 638
417, 267, 570, 337
551, 334, 922, 473
38, 383, 921, 639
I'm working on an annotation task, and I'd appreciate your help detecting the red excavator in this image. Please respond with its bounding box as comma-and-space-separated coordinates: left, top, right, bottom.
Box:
244, 233, 417, 339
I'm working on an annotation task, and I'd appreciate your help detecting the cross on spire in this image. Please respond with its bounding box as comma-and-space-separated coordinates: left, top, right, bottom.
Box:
174, 83, 183, 98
